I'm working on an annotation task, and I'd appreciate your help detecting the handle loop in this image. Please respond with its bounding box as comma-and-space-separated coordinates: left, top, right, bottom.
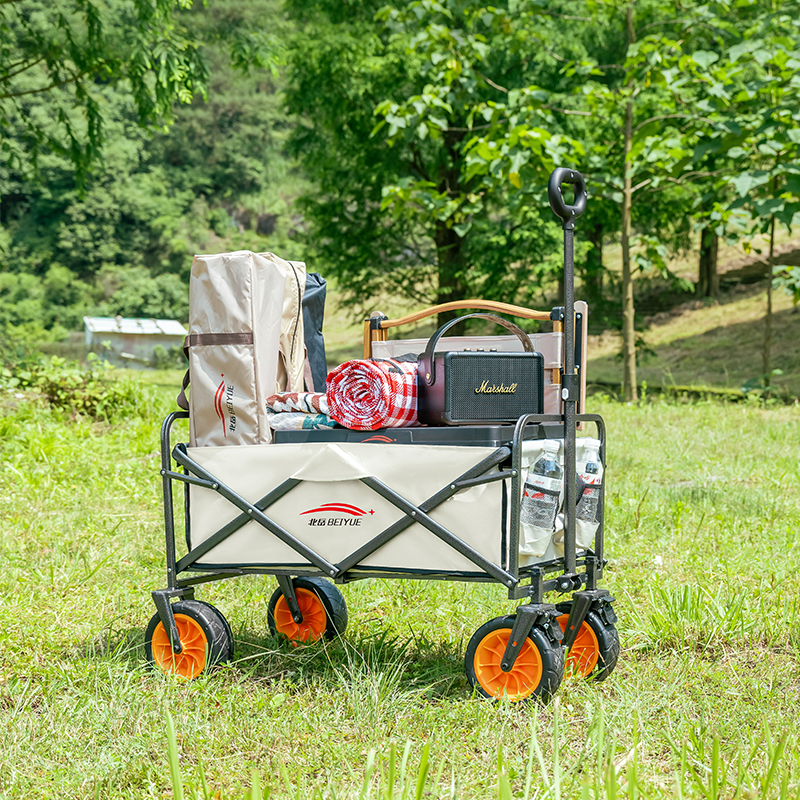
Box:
419, 313, 534, 386
548, 167, 587, 230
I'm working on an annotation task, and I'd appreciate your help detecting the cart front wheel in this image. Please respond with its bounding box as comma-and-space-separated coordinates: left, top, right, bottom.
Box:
193, 600, 235, 660
145, 600, 231, 680
557, 609, 619, 681
465, 615, 564, 703
267, 577, 347, 644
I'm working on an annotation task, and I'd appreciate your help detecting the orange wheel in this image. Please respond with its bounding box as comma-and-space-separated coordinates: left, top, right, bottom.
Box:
465, 616, 564, 703
272, 588, 329, 643
145, 600, 230, 680
556, 609, 619, 681
267, 578, 348, 644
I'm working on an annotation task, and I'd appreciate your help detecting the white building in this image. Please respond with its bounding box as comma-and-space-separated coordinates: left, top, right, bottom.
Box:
83, 316, 187, 368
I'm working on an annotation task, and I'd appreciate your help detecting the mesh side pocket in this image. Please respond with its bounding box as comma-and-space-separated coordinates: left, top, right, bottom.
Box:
576, 484, 599, 524
521, 485, 560, 530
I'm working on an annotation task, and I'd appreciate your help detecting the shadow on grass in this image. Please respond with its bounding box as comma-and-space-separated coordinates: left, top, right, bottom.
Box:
71, 624, 468, 698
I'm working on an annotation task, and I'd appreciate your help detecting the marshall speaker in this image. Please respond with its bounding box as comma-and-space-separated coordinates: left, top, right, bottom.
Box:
417, 313, 545, 425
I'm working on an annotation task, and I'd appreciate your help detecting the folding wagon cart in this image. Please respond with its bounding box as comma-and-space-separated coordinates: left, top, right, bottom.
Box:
144, 168, 619, 702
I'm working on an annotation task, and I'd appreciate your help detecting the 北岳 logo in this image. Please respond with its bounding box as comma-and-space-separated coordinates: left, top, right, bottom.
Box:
300, 503, 374, 527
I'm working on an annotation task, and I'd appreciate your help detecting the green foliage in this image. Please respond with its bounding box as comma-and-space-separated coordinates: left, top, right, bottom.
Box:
774, 265, 800, 307
150, 343, 184, 370
0, 354, 158, 421
0, 0, 302, 334
0, 0, 208, 183
283, 0, 567, 320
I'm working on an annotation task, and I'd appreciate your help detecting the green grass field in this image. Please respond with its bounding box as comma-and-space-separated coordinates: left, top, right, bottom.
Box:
0, 378, 799, 798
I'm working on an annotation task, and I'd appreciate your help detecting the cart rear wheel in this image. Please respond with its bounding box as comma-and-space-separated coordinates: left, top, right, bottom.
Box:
145, 600, 230, 680
465, 615, 564, 703
267, 577, 347, 644
556, 609, 619, 681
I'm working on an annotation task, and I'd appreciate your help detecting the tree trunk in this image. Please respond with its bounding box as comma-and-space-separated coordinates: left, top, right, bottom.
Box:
433, 137, 469, 333
620, 5, 637, 402
435, 220, 467, 332
584, 222, 604, 301
763, 214, 775, 386
697, 227, 719, 298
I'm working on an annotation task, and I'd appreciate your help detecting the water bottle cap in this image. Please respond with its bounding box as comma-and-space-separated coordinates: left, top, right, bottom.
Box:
543, 441, 560, 454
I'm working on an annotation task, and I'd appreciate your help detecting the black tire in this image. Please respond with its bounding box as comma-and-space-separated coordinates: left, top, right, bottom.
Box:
556, 606, 619, 682
465, 615, 564, 703
267, 577, 348, 643
144, 599, 230, 680
193, 600, 235, 660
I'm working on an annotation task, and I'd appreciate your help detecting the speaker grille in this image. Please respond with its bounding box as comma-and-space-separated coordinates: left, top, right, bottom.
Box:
446, 354, 543, 422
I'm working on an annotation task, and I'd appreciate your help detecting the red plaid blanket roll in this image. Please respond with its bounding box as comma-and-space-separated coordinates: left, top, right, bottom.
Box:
326, 359, 418, 430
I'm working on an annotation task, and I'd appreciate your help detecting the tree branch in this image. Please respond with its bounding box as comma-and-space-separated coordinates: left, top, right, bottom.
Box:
632, 113, 713, 134
528, 34, 570, 64
542, 104, 592, 117
0, 56, 47, 83
474, 70, 508, 94
0, 71, 87, 100
541, 10, 592, 21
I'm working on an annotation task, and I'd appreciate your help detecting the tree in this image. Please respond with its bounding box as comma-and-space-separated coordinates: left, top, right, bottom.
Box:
694, 1, 800, 387
0, 0, 208, 182
535, 0, 721, 400
284, 0, 579, 328
0, 0, 298, 332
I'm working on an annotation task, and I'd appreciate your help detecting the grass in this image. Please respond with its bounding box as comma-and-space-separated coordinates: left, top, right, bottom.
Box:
0, 377, 799, 797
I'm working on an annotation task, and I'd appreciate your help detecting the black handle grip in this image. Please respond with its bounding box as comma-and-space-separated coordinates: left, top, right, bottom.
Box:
419, 313, 534, 386
548, 167, 587, 230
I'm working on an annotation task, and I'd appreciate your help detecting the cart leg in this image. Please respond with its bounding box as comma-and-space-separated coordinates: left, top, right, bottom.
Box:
152, 587, 195, 653
560, 589, 611, 651
276, 575, 304, 624
500, 603, 561, 672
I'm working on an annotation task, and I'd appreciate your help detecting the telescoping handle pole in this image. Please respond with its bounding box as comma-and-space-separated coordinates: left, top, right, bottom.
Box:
548, 168, 587, 576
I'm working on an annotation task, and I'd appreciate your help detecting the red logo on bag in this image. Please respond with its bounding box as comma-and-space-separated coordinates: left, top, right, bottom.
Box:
300, 503, 375, 527
363, 435, 397, 443
214, 375, 226, 438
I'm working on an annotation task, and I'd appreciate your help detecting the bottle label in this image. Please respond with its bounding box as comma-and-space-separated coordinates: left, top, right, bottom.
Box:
525, 474, 561, 494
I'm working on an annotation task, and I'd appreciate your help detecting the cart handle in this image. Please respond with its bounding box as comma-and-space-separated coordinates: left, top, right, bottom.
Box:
363, 299, 552, 358
548, 168, 587, 231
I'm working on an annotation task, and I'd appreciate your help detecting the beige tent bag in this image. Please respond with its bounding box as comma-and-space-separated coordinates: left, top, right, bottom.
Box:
182, 251, 307, 447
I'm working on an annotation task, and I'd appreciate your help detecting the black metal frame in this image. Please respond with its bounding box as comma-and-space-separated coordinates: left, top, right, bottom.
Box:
153, 409, 608, 662
151, 166, 614, 673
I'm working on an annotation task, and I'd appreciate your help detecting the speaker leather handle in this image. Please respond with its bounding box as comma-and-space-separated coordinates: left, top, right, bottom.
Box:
419, 313, 534, 387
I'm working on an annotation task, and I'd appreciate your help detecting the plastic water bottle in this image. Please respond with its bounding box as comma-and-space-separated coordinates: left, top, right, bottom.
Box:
575, 441, 602, 549
521, 441, 563, 536
576, 442, 601, 524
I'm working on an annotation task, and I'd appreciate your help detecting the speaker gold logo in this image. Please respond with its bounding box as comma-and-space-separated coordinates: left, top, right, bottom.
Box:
475, 381, 518, 394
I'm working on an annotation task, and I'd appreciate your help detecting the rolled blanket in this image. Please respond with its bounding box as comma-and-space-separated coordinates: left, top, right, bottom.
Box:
266, 392, 328, 415
326, 359, 418, 431
267, 412, 338, 431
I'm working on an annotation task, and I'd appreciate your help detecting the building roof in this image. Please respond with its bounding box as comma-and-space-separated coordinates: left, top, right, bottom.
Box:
83, 316, 187, 336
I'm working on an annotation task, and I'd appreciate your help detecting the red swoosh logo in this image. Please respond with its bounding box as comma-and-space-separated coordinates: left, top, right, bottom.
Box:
300, 503, 366, 517
214, 377, 226, 438
363, 435, 396, 443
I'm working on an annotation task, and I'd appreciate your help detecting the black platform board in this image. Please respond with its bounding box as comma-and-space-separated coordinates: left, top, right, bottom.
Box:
273, 423, 564, 447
